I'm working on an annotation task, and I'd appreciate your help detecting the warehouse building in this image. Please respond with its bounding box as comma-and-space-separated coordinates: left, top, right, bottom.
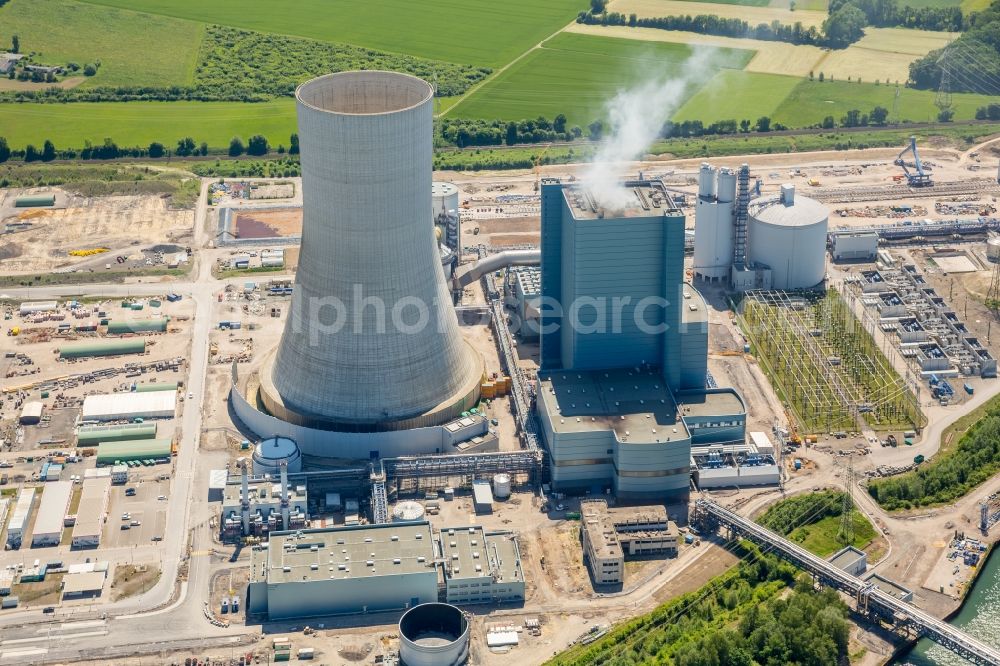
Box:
829, 545, 867, 577
19, 401, 43, 425
105, 317, 169, 335
82, 391, 176, 421
246, 523, 438, 620
440, 526, 524, 605
537, 179, 745, 498
580, 500, 677, 586
72, 477, 111, 548
77, 422, 158, 446
59, 339, 146, 359
831, 231, 878, 262
96, 438, 173, 465
6, 488, 37, 549
31, 481, 73, 547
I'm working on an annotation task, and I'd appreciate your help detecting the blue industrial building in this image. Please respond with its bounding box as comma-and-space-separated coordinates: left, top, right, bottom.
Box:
536, 178, 745, 498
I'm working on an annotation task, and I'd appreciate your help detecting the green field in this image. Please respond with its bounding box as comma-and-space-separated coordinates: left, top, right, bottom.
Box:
773, 79, 997, 126
80, 0, 584, 67
0, 0, 203, 87
0, 100, 295, 149
675, 70, 800, 123
451, 32, 753, 125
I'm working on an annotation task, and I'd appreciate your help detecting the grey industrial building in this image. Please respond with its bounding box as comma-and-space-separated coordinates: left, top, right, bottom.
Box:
537, 178, 745, 498
579, 500, 678, 585
440, 526, 524, 605
247, 523, 439, 620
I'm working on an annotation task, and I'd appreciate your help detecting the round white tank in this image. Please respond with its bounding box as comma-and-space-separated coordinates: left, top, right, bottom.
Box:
694, 198, 734, 279
251, 436, 302, 475
717, 168, 737, 203
698, 163, 716, 198
392, 500, 426, 523
748, 186, 828, 289
493, 473, 511, 500
987, 236, 1000, 262
432, 182, 460, 219
399, 603, 469, 666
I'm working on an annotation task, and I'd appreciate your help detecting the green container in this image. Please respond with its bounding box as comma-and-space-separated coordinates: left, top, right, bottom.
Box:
565, 511, 581, 520
59, 339, 146, 359
14, 195, 55, 208
135, 382, 177, 393
130, 303, 144, 311
148, 299, 161, 307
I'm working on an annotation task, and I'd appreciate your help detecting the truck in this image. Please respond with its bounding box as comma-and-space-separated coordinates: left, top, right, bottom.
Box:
165, 293, 182, 303
1, 597, 18, 609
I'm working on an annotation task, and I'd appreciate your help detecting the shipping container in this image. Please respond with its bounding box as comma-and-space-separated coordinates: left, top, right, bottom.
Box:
14, 195, 55, 208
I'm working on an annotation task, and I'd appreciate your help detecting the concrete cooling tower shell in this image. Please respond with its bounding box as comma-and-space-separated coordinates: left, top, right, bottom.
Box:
260, 71, 482, 432
748, 185, 828, 290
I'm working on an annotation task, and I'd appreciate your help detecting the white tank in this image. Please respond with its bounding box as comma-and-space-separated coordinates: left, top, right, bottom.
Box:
717, 168, 737, 203
399, 603, 470, 666
493, 473, 511, 500
251, 436, 302, 476
698, 163, 716, 198
987, 236, 1000, 263
748, 185, 828, 289
432, 182, 460, 219
392, 500, 426, 523
694, 198, 734, 280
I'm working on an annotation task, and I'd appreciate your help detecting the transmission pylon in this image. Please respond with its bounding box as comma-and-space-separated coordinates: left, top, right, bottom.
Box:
935, 49, 954, 119
988, 258, 1000, 313
840, 458, 855, 546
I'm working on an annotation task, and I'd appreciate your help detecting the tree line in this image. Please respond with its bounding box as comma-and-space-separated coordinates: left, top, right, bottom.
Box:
579, 0, 967, 52
868, 396, 1000, 510
0, 133, 301, 163
909, 0, 1000, 94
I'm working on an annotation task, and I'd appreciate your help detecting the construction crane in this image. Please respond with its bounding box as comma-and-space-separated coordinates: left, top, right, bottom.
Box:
894, 135, 932, 187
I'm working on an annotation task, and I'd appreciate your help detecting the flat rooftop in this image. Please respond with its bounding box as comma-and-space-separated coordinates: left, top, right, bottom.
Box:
865, 572, 912, 599
223, 479, 306, 505
681, 284, 707, 325
254, 523, 436, 585
829, 546, 866, 569
563, 180, 681, 221
538, 368, 687, 443
581, 501, 623, 561
440, 526, 523, 585
676, 389, 745, 418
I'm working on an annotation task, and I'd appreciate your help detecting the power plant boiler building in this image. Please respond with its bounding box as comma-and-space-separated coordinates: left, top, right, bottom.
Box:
537, 178, 745, 498
693, 163, 828, 291
231, 71, 484, 459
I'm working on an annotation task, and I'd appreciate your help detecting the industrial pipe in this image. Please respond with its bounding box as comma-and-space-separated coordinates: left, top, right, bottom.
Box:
454, 249, 540, 289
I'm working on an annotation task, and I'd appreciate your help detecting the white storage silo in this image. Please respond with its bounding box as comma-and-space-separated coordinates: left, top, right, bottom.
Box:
987, 236, 1000, 263
392, 500, 426, 523
432, 182, 460, 218
748, 185, 828, 290
492, 473, 511, 500
693, 166, 735, 281
251, 436, 303, 476
399, 603, 470, 666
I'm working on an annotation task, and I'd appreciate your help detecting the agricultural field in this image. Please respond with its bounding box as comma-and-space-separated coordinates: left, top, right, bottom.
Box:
817, 27, 959, 83
0, 100, 296, 150
79, 0, 584, 67
449, 32, 752, 124
0, 0, 203, 88
674, 70, 800, 122
607, 0, 830, 27
772, 79, 997, 126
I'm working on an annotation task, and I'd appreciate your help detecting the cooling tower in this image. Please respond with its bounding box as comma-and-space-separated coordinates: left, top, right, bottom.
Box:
258, 71, 482, 432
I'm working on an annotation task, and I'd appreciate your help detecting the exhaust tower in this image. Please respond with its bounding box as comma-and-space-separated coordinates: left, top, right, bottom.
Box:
257, 71, 482, 433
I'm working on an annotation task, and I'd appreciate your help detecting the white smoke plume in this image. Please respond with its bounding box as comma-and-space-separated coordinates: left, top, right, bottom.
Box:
583, 47, 723, 210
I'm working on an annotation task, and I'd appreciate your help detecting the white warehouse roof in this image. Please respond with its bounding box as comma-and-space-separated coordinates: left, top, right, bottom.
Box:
33, 481, 73, 541
82, 392, 176, 421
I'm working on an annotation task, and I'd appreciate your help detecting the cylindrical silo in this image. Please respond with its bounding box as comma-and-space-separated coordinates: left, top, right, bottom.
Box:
694, 200, 734, 280
392, 500, 426, 523
260, 72, 482, 433
399, 603, 470, 666
432, 182, 460, 219
717, 168, 737, 204
987, 236, 1000, 263
698, 163, 716, 199
492, 473, 511, 500
251, 436, 302, 476
748, 185, 828, 290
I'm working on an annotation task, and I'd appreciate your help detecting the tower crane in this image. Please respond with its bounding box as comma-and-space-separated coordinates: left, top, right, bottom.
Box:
894, 135, 932, 187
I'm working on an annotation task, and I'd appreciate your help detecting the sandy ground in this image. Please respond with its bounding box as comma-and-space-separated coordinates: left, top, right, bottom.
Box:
0, 192, 194, 273
0, 76, 86, 91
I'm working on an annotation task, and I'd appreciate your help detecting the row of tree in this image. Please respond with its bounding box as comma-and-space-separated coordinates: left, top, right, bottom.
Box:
577, 11, 826, 46
829, 0, 964, 31
0, 133, 302, 163
908, 0, 1000, 94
